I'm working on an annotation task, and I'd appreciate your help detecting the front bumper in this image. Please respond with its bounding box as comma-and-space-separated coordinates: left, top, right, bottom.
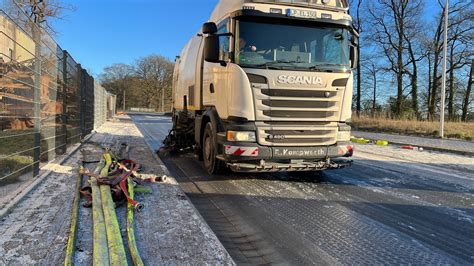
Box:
221, 141, 353, 162
227, 159, 352, 173
217, 120, 353, 172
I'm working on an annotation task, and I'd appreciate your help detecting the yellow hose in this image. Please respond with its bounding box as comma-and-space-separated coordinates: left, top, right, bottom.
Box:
64, 172, 82, 266
99, 152, 128, 265
127, 177, 144, 266
91, 176, 110, 265
100, 185, 128, 265
78, 149, 130, 266
101, 153, 113, 177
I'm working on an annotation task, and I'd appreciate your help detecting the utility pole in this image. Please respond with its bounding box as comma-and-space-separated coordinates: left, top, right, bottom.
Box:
161, 87, 165, 113
440, 0, 449, 138
123, 89, 126, 112
372, 69, 377, 117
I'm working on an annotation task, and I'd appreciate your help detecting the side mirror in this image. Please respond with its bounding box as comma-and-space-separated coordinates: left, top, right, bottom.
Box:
204, 35, 220, 63
349, 32, 359, 69
350, 45, 357, 69
202, 22, 217, 35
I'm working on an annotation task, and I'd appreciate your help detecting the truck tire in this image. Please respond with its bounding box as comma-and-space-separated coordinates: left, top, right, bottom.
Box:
202, 123, 226, 175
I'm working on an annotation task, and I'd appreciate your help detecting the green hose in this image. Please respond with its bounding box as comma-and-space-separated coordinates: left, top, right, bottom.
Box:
64, 172, 82, 266
127, 178, 144, 266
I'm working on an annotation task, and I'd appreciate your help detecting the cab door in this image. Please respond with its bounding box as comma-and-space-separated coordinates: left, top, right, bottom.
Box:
202, 19, 231, 118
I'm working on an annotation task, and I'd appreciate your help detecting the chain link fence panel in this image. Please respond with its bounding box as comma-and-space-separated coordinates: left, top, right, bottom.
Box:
0, 2, 115, 197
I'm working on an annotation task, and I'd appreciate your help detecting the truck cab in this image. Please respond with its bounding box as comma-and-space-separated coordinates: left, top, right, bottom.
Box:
170, 0, 358, 174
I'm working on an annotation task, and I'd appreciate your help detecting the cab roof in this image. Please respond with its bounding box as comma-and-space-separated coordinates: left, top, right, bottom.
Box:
210, 0, 349, 22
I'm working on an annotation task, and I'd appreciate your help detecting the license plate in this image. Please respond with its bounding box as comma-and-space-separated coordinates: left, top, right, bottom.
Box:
286, 9, 317, 19
273, 147, 327, 158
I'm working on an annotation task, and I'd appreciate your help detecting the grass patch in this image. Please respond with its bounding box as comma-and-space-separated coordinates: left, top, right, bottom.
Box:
0, 155, 34, 184
351, 117, 474, 141
0, 130, 35, 156
0, 126, 68, 160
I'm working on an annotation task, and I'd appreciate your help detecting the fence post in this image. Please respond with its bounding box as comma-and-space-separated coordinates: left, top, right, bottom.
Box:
32, 23, 41, 177
63, 50, 69, 147
78, 65, 85, 139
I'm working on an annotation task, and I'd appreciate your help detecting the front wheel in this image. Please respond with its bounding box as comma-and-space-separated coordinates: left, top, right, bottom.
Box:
202, 123, 227, 175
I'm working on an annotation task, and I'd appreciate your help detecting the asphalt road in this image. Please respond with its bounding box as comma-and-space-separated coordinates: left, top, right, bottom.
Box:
131, 113, 474, 265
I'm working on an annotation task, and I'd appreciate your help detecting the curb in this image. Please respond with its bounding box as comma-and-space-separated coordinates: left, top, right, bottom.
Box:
381, 140, 474, 157
352, 135, 474, 157
0, 133, 94, 220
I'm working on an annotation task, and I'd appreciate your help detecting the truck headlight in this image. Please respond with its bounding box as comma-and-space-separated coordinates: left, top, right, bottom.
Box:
337, 131, 351, 142
227, 131, 256, 142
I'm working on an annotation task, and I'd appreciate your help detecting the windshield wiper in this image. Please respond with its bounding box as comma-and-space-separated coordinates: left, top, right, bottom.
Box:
308, 66, 323, 71
259, 60, 306, 69
308, 63, 349, 70
313, 63, 349, 67
242, 62, 285, 70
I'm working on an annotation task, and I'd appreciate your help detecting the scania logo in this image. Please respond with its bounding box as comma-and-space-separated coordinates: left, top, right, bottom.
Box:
277, 75, 324, 86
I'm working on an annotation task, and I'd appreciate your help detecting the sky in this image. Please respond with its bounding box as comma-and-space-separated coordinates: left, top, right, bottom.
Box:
51, 0, 442, 78
52, 0, 219, 77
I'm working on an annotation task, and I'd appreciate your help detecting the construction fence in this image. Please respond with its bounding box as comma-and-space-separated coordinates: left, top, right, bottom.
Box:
0, 3, 115, 194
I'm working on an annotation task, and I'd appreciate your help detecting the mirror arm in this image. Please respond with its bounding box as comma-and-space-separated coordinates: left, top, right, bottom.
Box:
215, 32, 233, 37
349, 25, 360, 38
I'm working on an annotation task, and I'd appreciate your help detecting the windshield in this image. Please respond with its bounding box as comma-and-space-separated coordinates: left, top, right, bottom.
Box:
235, 19, 351, 71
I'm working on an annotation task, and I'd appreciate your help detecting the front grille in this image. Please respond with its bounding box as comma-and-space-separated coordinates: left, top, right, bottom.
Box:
261, 89, 338, 98
256, 121, 338, 147
263, 110, 336, 119
262, 100, 337, 108
269, 138, 334, 144
253, 84, 343, 122
265, 129, 333, 135
263, 121, 331, 126
252, 82, 343, 146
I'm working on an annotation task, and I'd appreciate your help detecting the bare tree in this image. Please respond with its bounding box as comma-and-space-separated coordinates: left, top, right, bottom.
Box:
361, 58, 383, 117
6, 0, 74, 35
403, 4, 425, 119
350, 0, 363, 117
367, 0, 423, 117
428, 0, 470, 120
446, 2, 473, 121
99, 64, 135, 110
462, 60, 473, 121
428, 5, 445, 120
135, 55, 174, 110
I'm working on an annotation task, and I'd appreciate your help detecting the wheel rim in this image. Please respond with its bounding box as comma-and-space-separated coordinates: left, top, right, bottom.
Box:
204, 134, 212, 164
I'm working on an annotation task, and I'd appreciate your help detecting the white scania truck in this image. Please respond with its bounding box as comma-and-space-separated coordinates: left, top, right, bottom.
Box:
167, 0, 358, 174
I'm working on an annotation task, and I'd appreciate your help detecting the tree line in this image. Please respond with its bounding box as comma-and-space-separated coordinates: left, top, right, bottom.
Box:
99, 55, 174, 112
350, 0, 473, 122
